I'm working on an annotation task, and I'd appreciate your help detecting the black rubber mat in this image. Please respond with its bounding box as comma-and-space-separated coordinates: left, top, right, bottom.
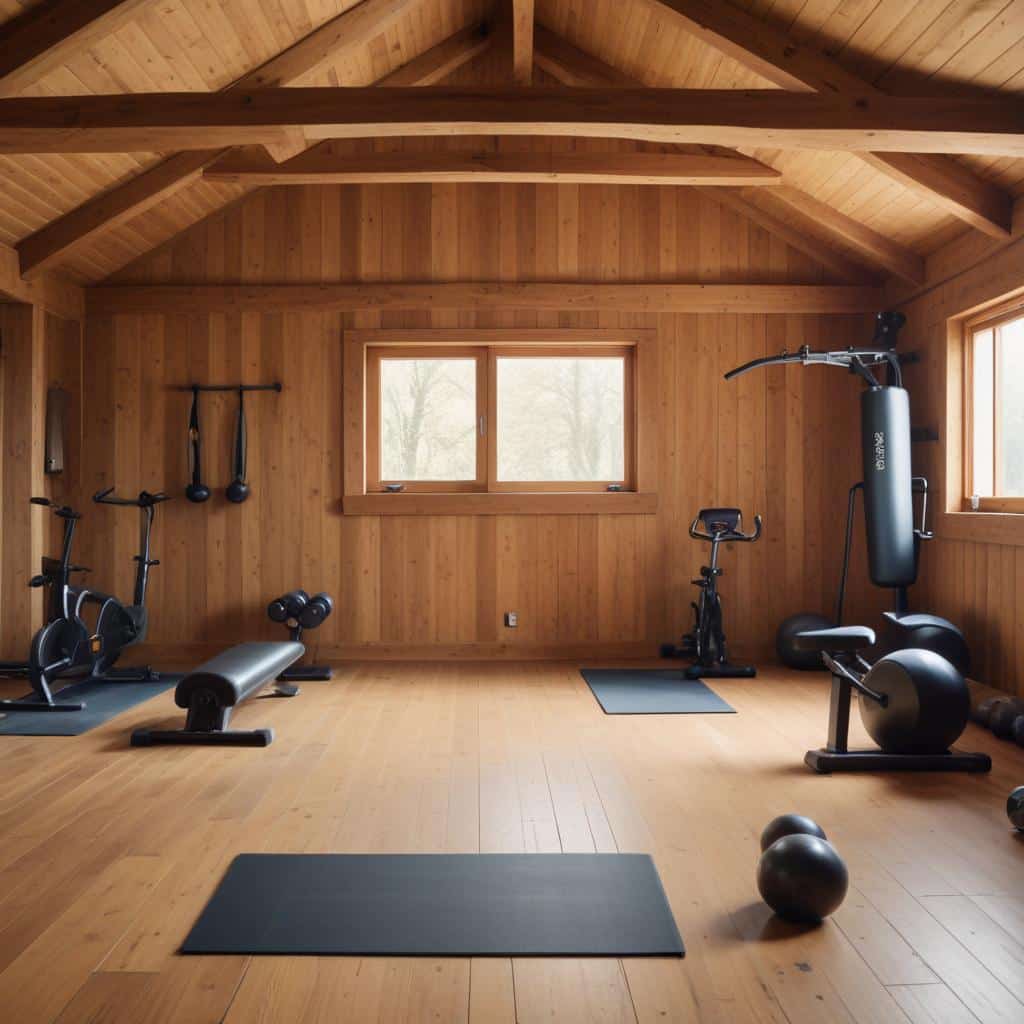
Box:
182, 853, 685, 957
581, 669, 735, 715
0, 677, 179, 735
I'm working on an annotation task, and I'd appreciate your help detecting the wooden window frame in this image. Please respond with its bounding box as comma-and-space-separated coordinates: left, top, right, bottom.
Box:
366, 346, 488, 494
343, 329, 659, 515
962, 298, 1024, 515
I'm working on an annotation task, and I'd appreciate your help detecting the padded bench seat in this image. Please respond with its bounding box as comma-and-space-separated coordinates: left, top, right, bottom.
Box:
132, 641, 304, 748
793, 626, 876, 653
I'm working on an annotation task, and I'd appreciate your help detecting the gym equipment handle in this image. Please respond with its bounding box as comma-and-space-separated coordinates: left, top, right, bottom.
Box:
94, 488, 172, 507
689, 514, 762, 544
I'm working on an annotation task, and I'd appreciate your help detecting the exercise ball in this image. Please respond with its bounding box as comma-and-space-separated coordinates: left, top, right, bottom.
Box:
760, 814, 827, 853
858, 649, 970, 755
777, 613, 833, 670
1008, 787, 1024, 831
757, 834, 848, 923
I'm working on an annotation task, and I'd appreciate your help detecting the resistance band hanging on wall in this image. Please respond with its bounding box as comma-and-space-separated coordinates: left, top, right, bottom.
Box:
177, 383, 282, 505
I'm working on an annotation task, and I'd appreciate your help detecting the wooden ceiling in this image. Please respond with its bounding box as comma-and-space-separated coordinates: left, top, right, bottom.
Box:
0, 0, 1022, 288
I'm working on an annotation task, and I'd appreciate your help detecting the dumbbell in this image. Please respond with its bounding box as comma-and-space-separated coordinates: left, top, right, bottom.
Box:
267, 587, 335, 683
1012, 716, 1024, 748
267, 589, 310, 624
988, 698, 1024, 740
298, 592, 333, 631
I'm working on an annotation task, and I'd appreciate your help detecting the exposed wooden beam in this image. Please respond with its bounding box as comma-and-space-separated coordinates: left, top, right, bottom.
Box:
747, 186, 926, 285
648, 0, 1013, 238
512, 0, 535, 85
17, 2, 468, 280
857, 152, 1013, 241
0, 241, 84, 320
17, 151, 223, 280
85, 282, 883, 316
245, 0, 424, 89
647, 0, 869, 94
203, 147, 782, 186
700, 188, 878, 284
2, 88, 1021, 156
0, 0, 152, 98
375, 22, 492, 86
535, 26, 641, 87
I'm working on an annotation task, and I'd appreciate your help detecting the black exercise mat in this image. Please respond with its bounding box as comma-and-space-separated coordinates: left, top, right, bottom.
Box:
182, 853, 685, 957
581, 669, 735, 715
0, 676, 179, 736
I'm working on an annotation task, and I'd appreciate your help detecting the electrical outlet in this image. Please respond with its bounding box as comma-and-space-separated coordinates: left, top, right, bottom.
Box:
504, 611, 518, 628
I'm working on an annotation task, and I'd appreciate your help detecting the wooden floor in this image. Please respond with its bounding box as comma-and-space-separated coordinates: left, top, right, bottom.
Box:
0, 662, 1022, 1024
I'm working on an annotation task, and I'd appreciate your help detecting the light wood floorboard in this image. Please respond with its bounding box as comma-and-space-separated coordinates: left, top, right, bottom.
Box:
0, 662, 1021, 1023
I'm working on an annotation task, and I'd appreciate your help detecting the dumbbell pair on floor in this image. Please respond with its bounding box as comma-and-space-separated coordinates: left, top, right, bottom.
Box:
266, 589, 334, 682
971, 696, 1024, 746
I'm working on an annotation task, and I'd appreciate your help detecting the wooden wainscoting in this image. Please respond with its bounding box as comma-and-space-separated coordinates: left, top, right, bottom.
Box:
69, 178, 880, 660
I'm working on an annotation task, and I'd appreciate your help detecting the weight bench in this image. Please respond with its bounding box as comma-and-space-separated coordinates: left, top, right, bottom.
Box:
131, 641, 304, 748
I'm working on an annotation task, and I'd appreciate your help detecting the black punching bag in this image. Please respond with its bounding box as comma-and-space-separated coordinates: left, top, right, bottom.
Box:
860, 386, 915, 588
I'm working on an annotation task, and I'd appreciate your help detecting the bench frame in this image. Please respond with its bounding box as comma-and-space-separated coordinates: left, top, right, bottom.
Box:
131, 642, 303, 747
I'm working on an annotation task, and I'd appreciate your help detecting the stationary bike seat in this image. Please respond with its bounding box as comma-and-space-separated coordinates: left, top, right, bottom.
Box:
793, 625, 876, 653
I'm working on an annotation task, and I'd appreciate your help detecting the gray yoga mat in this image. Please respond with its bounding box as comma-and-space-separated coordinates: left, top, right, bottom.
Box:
0, 676, 179, 736
182, 853, 685, 957
581, 669, 735, 715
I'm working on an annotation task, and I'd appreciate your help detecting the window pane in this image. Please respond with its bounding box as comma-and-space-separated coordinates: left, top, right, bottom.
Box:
379, 358, 477, 480
496, 356, 625, 481
997, 318, 1024, 496
972, 328, 994, 498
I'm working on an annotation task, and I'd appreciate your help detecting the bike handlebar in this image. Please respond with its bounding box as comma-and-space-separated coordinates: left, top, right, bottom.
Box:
689, 513, 762, 544
29, 496, 80, 519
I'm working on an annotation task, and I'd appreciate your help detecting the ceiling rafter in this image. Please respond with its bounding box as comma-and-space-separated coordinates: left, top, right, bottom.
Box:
738, 186, 925, 285
646, 0, 1013, 238
512, 0, 535, 85
16, 0, 456, 280
0, 89, 1017, 156
533, 29, 919, 285
0, 0, 153, 98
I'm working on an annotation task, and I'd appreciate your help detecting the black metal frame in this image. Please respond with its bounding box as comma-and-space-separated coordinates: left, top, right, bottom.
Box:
0, 489, 169, 713
805, 647, 991, 774
665, 509, 762, 679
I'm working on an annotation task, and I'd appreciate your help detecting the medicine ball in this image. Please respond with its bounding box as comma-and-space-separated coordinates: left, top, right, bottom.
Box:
757, 834, 848, 924
858, 649, 970, 755
777, 613, 833, 671
759, 814, 827, 853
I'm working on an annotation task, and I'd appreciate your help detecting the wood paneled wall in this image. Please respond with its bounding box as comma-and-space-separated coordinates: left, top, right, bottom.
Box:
73, 168, 877, 660
896, 235, 1024, 695
0, 304, 81, 659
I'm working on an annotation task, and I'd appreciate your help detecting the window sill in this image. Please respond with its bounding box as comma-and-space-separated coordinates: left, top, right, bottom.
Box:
937, 510, 1024, 546
343, 492, 659, 516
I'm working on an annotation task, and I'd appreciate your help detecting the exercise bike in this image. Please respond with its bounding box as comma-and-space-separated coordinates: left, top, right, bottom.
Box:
0, 497, 91, 679
660, 508, 763, 679
0, 488, 170, 713
793, 624, 990, 774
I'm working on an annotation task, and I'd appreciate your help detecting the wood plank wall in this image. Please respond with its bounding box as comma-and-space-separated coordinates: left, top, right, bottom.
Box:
896, 237, 1024, 695
0, 304, 80, 659
69, 161, 879, 662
